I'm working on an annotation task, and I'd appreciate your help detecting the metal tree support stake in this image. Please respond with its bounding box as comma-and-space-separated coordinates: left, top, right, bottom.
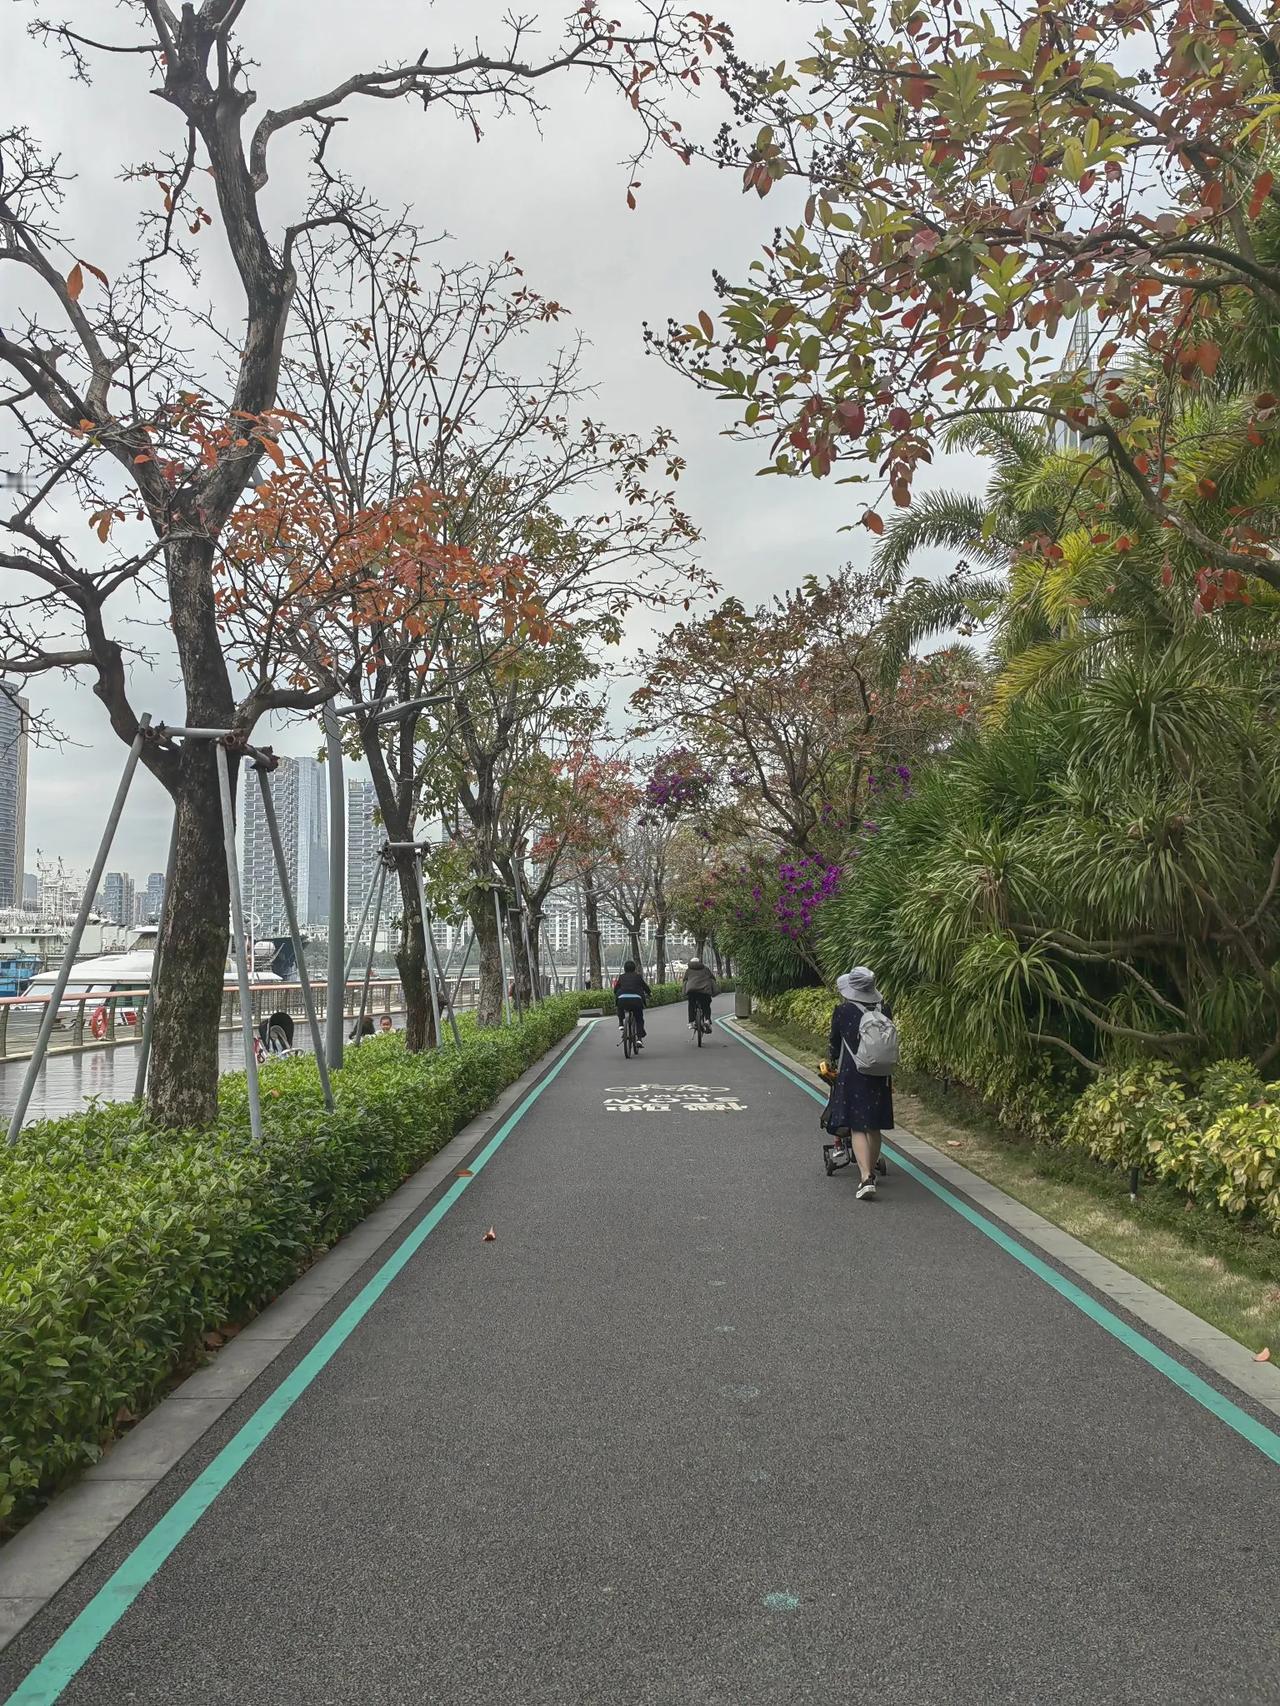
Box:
342, 861, 380, 989
322, 699, 346, 1074
427, 911, 463, 1047
134, 808, 179, 1105
7, 715, 152, 1145
352, 861, 388, 1046
493, 887, 513, 1026
215, 743, 263, 1145
254, 764, 333, 1111
448, 925, 476, 1010
413, 858, 462, 1047
511, 859, 538, 1004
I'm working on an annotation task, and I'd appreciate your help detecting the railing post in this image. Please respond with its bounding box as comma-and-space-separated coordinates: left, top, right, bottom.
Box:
0, 1004, 8, 1059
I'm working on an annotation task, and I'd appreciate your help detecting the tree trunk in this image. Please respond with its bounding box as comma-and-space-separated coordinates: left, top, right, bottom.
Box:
471, 892, 505, 1026
583, 875, 603, 988
147, 748, 234, 1129
627, 926, 643, 965
655, 915, 668, 984
694, 933, 708, 961
393, 854, 435, 1052
506, 905, 533, 1010
146, 533, 239, 1129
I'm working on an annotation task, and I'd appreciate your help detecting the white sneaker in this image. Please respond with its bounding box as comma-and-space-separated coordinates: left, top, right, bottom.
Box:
856, 1176, 877, 1202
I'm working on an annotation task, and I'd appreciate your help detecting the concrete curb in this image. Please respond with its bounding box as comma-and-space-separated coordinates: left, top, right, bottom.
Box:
0, 1018, 593, 1652
722, 1017, 1280, 1423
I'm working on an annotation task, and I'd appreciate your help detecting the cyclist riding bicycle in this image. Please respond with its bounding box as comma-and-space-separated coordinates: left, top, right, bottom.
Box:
682, 957, 717, 1032
613, 960, 651, 1049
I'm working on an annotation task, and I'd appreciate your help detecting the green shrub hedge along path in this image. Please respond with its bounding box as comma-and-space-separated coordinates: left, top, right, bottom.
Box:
0, 983, 717, 1536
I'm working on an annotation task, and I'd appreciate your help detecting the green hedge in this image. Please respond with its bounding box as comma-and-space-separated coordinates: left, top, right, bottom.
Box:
0, 982, 732, 1535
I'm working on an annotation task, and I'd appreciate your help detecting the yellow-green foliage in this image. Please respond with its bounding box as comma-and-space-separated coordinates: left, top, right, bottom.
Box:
1066, 1057, 1280, 1234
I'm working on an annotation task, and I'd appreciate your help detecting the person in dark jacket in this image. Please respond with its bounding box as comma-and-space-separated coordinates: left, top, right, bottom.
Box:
825, 965, 893, 1201
613, 960, 651, 1046
682, 958, 717, 1029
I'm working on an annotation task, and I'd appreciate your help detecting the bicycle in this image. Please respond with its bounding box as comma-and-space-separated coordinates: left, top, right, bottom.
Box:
620, 1002, 641, 1059
691, 1004, 712, 1048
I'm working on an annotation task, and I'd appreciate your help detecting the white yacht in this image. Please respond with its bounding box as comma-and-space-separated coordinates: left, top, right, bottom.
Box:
18, 925, 283, 1021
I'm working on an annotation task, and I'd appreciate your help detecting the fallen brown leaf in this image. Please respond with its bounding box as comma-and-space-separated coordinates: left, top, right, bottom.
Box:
1255, 1346, 1271, 1363
483, 1227, 496, 1242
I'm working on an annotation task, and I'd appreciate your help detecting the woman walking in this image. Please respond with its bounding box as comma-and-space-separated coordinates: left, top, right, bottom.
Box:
825, 966, 895, 1201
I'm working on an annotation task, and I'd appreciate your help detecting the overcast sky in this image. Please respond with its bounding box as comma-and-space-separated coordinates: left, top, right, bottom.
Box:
2, 1, 975, 880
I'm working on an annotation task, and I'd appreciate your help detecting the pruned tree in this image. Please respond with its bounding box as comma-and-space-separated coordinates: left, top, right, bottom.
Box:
0, 1, 733, 1122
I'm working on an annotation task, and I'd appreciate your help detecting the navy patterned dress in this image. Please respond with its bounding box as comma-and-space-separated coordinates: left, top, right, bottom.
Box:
825, 1000, 894, 1133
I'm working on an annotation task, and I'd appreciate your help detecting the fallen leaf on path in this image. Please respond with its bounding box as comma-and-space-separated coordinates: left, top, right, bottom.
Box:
946, 1140, 963, 1148
1255, 1346, 1271, 1363
457, 1168, 473, 1177
483, 1227, 496, 1242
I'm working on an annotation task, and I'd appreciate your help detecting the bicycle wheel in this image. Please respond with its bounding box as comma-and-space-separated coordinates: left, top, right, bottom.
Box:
623, 1012, 634, 1059
696, 1019, 704, 1047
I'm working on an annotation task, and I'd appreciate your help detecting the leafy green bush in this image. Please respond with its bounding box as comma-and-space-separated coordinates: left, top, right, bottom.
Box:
0, 991, 632, 1535
1065, 1056, 1280, 1233
754, 985, 835, 1040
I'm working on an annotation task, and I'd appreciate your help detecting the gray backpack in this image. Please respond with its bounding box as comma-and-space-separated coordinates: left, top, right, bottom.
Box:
844, 1002, 900, 1076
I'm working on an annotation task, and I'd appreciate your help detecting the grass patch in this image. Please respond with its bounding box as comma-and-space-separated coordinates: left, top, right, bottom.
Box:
742, 1015, 1280, 1357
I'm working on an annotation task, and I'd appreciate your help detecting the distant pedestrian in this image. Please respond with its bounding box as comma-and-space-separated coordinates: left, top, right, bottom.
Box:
379, 1013, 394, 1034
824, 966, 898, 1201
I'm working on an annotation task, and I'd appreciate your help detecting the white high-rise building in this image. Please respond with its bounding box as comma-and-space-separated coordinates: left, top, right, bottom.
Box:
102, 870, 135, 927
347, 777, 381, 924
143, 871, 166, 923
0, 687, 29, 910
242, 756, 329, 935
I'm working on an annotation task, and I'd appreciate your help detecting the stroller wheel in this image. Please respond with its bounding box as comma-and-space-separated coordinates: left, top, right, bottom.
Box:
823, 1146, 835, 1177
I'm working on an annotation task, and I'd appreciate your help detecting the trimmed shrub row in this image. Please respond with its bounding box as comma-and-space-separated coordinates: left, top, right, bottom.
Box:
1, 985, 723, 1536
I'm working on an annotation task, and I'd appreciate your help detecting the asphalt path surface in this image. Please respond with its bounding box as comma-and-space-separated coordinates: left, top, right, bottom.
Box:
5, 997, 1280, 1705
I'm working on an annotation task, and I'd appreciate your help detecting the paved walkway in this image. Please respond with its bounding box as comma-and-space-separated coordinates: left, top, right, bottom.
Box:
3, 1000, 1280, 1704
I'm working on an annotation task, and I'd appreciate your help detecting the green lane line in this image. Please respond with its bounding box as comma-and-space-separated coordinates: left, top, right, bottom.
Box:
722, 1019, 1280, 1468
5, 1020, 600, 1706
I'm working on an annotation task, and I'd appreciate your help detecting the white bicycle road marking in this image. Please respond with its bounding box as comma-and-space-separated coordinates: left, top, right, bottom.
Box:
603, 1083, 747, 1113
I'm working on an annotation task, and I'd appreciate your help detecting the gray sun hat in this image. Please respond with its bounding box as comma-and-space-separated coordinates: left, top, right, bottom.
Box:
837, 966, 884, 1005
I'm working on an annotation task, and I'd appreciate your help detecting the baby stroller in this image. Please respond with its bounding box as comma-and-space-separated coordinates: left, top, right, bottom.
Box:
817, 1055, 889, 1181
255, 1011, 300, 1062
